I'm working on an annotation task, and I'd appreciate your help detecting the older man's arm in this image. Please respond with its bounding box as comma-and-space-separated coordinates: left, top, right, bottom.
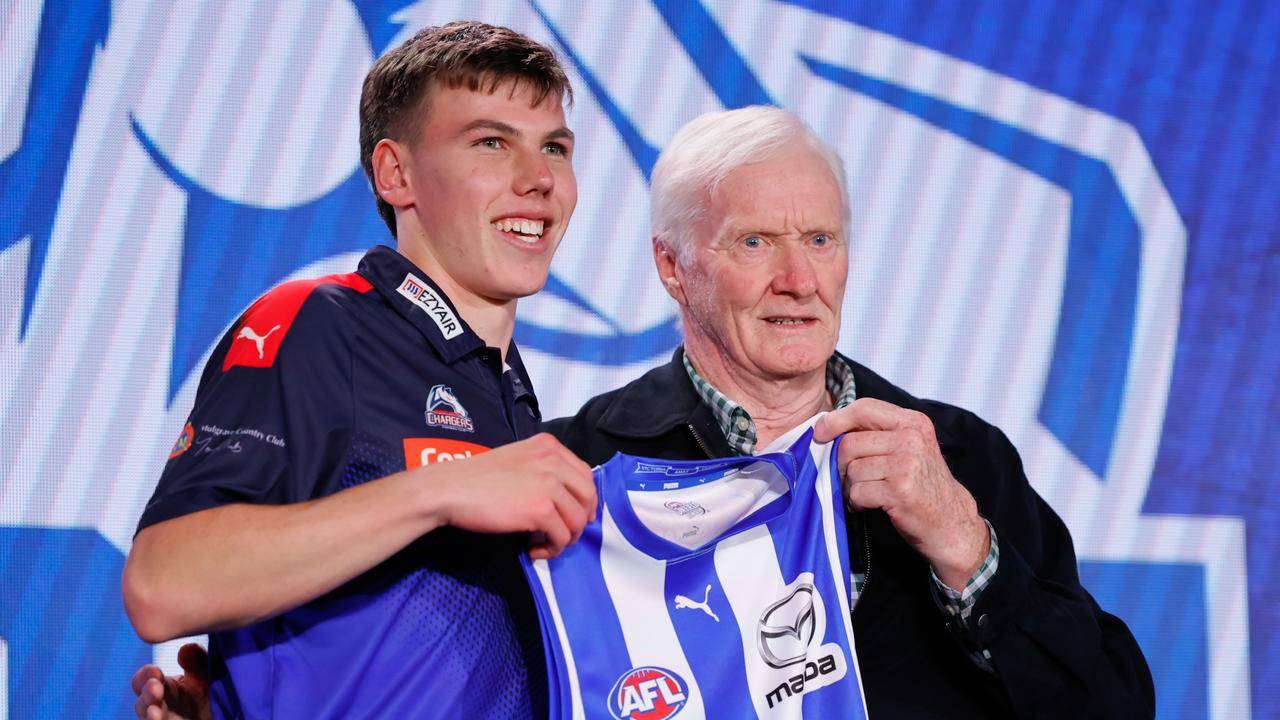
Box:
815, 398, 1154, 718
961, 419, 1154, 718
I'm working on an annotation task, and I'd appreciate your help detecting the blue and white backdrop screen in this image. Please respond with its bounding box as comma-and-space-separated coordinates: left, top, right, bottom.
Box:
1, 1, 1276, 718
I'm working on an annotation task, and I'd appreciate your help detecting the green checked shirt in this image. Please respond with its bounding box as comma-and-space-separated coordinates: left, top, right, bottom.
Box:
683, 351, 1000, 667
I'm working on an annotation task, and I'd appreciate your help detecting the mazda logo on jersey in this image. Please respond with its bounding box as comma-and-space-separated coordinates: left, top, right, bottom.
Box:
758, 584, 818, 668
608, 666, 689, 720
756, 575, 848, 709
403, 438, 489, 470
765, 655, 840, 710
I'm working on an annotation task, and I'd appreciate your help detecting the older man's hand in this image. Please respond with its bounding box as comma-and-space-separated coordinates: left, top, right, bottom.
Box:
813, 398, 990, 590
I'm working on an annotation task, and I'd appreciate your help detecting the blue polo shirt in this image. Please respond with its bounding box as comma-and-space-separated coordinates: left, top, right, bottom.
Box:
139, 245, 547, 719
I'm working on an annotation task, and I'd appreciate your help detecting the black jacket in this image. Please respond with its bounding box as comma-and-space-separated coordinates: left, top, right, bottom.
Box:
545, 350, 1154, 719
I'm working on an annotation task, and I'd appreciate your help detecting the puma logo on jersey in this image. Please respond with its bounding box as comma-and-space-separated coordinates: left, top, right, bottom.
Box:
674, 584, 719, 622
236, 324, 281, 359
221, 274, 373, 373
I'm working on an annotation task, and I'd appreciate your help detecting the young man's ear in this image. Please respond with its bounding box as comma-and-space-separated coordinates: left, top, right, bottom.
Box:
371, 139, 412, 208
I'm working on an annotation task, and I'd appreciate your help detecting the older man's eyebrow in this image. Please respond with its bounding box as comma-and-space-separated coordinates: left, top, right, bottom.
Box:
728, 226, 841, 238
730, 226, 785, 237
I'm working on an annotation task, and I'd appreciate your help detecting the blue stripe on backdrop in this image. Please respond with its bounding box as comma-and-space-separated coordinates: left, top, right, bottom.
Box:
650, 0, 775, 108
349, 0, 417, 55
123, 1, 401, 405
531, 2, 661, 182
0, 0, 111, 337
0, 529, 150, 720
1080, 561, 1209, 720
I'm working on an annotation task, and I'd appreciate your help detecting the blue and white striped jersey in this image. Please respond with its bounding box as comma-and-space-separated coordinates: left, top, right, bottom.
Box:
523, 421, 869, 720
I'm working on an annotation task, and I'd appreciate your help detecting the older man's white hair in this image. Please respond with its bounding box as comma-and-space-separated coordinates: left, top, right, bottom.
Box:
650, 105, 849, 260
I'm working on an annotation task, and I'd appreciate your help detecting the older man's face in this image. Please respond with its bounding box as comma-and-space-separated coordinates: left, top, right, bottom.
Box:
678, 148, 848, 381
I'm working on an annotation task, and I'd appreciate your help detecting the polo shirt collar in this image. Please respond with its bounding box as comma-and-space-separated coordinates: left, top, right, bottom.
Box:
504, 341, 541, 417
356, 244, 485, 364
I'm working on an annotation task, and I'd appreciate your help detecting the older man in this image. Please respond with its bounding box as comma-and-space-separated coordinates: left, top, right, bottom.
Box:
135, 106, 1154, 718
548, 106, 1154, 718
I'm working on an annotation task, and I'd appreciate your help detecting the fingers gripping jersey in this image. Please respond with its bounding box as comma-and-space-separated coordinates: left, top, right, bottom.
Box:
523, 423, 869, 720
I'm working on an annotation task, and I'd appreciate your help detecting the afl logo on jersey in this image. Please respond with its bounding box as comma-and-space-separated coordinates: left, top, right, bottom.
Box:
424, 384, 474, 432
608, 666, 689, 720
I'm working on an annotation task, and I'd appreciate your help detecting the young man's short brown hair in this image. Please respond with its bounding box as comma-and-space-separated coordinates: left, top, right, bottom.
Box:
359, 21, 573, 237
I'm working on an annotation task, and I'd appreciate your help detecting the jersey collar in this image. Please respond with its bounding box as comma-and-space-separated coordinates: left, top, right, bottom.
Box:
356, 245, 485, 364
601, 429, 815, 560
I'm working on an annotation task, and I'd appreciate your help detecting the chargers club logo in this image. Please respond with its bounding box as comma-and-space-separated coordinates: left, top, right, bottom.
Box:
608, 666, 690, 720
424, 384, 474, 432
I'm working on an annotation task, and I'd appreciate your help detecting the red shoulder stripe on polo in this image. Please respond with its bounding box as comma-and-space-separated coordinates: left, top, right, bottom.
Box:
328, 272, 374, 293
221, 273, 373, 372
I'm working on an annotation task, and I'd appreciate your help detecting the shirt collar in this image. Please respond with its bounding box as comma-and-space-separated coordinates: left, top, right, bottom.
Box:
356, 245, 486, 364
682, 350, 858, 455
504, 343, 541, 418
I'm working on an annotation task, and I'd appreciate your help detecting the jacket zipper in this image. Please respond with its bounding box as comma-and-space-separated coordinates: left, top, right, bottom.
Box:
854, 515, 871, 615
687, 423, 715, 459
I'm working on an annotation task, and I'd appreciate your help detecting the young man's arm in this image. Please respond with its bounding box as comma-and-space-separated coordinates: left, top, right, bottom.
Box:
124, 278, 596, 643
123, 433, 594, 642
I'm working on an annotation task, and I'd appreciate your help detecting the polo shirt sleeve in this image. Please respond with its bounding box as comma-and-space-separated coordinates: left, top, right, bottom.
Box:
137, 280, 358, 532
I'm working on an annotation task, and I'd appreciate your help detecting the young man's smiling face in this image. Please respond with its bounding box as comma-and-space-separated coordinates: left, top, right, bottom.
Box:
392, 80, 577, 308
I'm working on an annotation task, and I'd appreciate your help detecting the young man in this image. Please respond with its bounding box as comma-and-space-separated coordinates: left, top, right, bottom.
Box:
123, 22, 594, 718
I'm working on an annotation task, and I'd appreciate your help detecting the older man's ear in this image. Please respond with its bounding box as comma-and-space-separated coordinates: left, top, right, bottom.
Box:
653, 235, 688, 305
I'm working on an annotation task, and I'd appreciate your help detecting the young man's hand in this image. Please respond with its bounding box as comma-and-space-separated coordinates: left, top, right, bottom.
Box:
428, 432, 597, 559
